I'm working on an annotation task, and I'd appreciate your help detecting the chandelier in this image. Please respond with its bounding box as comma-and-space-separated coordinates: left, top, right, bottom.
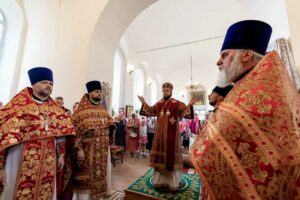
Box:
186, 54, 200, 90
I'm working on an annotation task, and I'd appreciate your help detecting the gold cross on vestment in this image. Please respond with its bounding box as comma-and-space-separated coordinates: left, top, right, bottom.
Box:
96, 169, 101, 175
169, 117, 176, 125
46, 155, 54, 164
100, 118, 105, 124
44, 115, 49, 131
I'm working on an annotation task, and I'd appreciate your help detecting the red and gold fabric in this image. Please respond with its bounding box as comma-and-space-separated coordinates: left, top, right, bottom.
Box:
0, 87, 75, 200
71, 94, 113, 199
141, 98, 192, 173
191, 51, 300, 200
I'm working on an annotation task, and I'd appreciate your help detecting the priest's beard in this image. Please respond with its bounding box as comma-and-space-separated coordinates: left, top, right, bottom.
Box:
163, 93, 172, 100
92, 97, 101, 102
217, 52, 244, 87
36, 89, 51, 100
209, 100, 216, 107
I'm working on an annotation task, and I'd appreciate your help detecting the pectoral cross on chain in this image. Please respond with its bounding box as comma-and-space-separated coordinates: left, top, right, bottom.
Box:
44, 115, 49, 131
100, 118, 105, 124
166, 110, 170, 116
160, 110, 164, 116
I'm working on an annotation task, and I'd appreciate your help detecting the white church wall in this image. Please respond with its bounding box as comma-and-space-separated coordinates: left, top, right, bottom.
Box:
0, 0, 24, 103
239, 0, 290, 42
285, 0, 300, 72
123, 0, 292, 112
13, 0, 110, 109
123, 64, 134, 108
88, 0, 157, 110
1, 0, 296, 111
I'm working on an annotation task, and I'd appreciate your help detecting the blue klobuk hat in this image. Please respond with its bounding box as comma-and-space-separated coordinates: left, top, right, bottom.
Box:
28, 67, 53, 85
221, 20, 272, 55
86, 80, 102, 93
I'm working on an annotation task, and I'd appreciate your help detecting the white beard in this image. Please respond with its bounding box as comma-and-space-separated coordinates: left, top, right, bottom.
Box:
217, 52, 244, 87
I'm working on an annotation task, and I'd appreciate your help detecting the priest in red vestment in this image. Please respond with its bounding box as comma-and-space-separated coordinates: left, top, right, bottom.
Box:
71, 80, 114, 200
138, 82, 196, 191
191, 20, 300, 200
208, 85, 233, 110
0, 67, 75, 200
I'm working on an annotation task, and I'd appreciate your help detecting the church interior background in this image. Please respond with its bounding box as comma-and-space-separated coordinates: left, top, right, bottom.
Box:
0, 0, 300, 199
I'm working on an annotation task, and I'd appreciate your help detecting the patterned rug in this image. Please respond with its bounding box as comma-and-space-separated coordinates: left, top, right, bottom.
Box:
109, 191, 125, 200
126, 168, 201, 200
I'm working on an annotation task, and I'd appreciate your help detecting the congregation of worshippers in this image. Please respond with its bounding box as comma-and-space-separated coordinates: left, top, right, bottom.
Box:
1, 8, 300, 200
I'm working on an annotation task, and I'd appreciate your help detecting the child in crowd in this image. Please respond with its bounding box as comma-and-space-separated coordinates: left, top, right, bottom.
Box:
139, 117, 148, 157
182, 124, 191, 154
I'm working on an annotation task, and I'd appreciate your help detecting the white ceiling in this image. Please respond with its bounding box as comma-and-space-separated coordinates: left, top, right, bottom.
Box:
122, 0, 290, 101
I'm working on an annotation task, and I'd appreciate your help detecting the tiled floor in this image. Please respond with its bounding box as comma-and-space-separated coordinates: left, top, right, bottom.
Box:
111, 154, 150, 193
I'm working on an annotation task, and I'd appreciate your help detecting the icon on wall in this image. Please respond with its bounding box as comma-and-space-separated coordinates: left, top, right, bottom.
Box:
125, 105, 134, 118
190, 91, 205, 105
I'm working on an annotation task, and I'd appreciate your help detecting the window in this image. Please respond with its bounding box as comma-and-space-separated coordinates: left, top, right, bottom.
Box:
133, 68, 144, 111
0, 10, 6, 61
112, 51, 122, 115
151, 80, 157, 105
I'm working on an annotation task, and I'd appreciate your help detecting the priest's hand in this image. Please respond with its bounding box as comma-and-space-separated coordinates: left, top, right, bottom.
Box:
57, 154, 65, 173
188, 98, 197, 106
138, 96, 146, 104
77, 149, 85, 162
0, 169, 6, 188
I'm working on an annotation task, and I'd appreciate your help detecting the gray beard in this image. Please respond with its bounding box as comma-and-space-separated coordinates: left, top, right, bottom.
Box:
217, 52, 244, 87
